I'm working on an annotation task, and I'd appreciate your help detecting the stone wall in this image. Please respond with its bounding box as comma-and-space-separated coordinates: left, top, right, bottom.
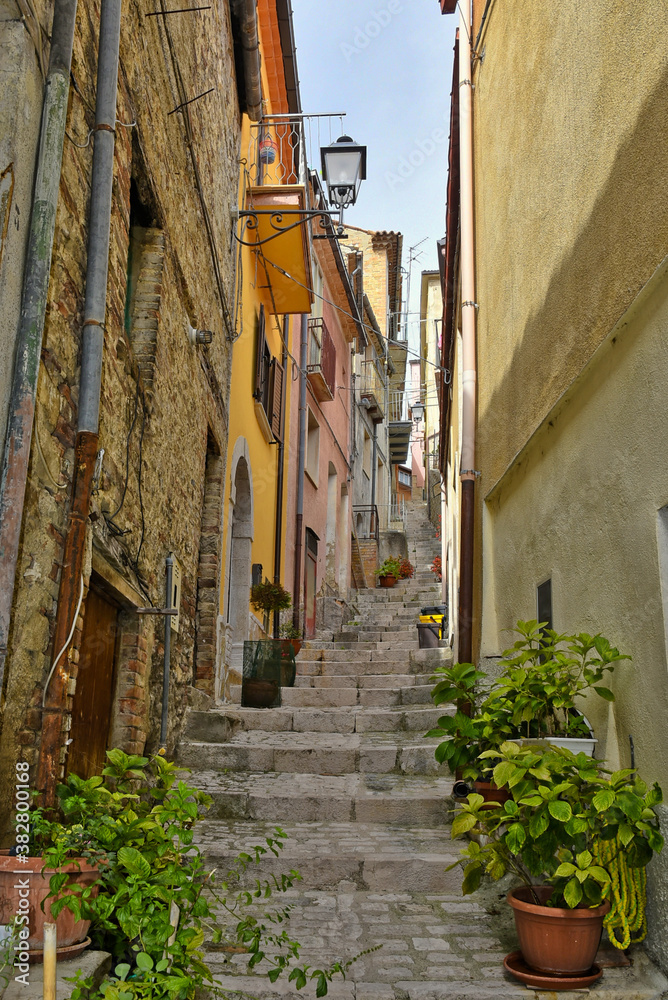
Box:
0, 0, 240, 822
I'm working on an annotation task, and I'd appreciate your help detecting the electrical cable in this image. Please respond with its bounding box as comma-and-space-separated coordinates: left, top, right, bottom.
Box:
33, 425, 68, 490
257, 255, 449, 374
42, 574, 84, 707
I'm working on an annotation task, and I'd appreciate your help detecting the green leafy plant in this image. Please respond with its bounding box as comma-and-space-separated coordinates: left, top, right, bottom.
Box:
250, 581, 292, 614
375, 557, 401, 578
425, 624, 631, 780
491, 621, 629, 739
448, 742, 664, 909
425, 662, 513, 780
279, 621, 302, 641
33, 750, 359, 1000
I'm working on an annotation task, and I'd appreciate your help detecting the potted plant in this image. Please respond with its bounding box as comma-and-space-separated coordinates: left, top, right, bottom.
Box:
425, 662, 514, 800
0, 777, 103, 961
448, 742, 664, 983
376, 556, 401, 588
279, 620, 303, 656
430, 556, 442, 582
250, 580, 292, 616
491, 621, 629, 754
33, 750, 357, 999
398, 558, 414, 580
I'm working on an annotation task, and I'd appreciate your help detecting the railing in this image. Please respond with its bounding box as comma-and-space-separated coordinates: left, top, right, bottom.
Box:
359, 361, 386, 420
388, 497, 407, 530
307, 317, 336, 401
388, 389, 406, 423
353, 505, 379, 543
245, 117, 307, 187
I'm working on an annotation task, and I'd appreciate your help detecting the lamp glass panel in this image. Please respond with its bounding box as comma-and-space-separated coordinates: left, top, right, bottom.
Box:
323, 149, 363, 187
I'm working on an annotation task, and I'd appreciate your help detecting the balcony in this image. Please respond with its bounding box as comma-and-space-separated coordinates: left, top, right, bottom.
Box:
307, 317, 336, 401
241, 119, 312, 315
388, 388, 412, 465
359, 360, 386, 422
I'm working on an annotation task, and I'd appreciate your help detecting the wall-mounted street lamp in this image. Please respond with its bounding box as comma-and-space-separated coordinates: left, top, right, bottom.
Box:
236, 134, 367, 246
320, 135, 367, 219
411, 401, 425, 425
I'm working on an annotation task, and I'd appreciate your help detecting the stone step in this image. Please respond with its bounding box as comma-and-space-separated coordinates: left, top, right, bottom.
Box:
295, 659, 426, 677
192, 770, 454, 824
194, 820, 461, 891
277, 685, 432, 710
294, 672, 431, 689
178, 731, 444, 776
185, 705, 446, 740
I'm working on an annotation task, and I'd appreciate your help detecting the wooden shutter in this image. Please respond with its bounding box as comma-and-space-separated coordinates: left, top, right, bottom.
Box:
254, 305, 266, 400
269, 357, 284, 441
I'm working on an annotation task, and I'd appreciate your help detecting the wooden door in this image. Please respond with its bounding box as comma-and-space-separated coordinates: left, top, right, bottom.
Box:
304, 529, 318, 638
66, 586, 119, 779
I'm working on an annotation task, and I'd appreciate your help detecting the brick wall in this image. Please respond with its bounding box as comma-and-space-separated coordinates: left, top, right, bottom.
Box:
0, 0, 239, 819
358, 539, 379, 588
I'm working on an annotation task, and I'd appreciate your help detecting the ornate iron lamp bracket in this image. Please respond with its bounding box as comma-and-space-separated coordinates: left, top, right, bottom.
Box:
236, 209, 345, 246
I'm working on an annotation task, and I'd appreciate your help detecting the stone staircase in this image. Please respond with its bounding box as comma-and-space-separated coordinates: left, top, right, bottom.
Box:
177, 502, 667, 1000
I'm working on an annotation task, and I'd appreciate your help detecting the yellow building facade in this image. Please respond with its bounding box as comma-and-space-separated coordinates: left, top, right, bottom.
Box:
219, 2, 309, 699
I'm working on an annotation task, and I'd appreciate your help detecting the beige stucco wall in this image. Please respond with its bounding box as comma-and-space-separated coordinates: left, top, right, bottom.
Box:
480, 255, 668, 963
465, 1, 668, 963
473, 1, 668, 487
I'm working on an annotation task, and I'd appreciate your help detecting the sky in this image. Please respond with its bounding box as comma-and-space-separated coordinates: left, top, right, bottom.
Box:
290, 0, 457, 352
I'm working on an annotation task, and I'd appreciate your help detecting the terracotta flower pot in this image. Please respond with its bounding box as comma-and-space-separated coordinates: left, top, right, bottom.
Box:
378, 574, 397, 588
473, 780, 512, 809
508, 886, 610, 975
0, 856, 99, 961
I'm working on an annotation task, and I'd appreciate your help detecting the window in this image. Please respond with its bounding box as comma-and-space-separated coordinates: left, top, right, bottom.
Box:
254, 306, 271, 412
253, 306, 284, 441
310, 261, 324, 319
537, 579, 553, 630
306, 409, 320, 485
363, 430, 371, 480
398, 468, 412, 487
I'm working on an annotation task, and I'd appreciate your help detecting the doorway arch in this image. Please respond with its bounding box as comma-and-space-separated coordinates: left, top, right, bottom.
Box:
223, 439, 254, 695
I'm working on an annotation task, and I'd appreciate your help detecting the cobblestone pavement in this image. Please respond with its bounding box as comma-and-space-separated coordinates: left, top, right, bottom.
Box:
179, 502, 668, 1000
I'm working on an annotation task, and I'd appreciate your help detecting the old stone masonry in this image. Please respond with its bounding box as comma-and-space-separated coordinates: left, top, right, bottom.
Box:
177, 502, 668, 1000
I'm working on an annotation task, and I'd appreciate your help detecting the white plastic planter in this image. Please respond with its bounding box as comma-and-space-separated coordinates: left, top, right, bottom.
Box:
509, 737, 597, 757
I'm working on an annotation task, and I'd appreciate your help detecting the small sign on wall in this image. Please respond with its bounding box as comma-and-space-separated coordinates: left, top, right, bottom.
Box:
170, 553, 182, 633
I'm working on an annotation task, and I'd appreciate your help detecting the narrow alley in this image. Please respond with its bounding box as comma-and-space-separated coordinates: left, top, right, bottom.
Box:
179, 503, 668, 1000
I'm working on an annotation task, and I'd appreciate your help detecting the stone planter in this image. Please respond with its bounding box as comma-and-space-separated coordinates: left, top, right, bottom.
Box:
507, 886, 610, 975
0, 856, 98, 961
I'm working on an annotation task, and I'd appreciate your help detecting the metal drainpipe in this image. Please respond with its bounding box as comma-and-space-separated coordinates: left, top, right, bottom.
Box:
292, 314, 308, 633
371, 419, 377, 531
160, 555, 174, 749
0, 0, 78, 701
273, 319, 289, 638
37, 0, 122, 805
239, 0, 262, 122
457, 0, 477, 665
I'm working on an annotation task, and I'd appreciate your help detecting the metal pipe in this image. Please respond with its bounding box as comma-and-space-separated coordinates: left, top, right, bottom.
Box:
292, 315, 308, 632
238, 0, 262, 122
457, 0, 477, 666
371, 421, 377, 516
43, 923, 57, 1000
273, 319, 289, 638
161, 555, 174, 748
78, 0, 122, 435
37, 0, 122, 806
0, 0, 78, 699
